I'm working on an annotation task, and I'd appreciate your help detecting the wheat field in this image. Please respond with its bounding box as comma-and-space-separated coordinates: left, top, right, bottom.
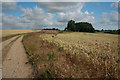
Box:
41, 32, 119, 55
40, 32, 119, 77
1, 30, 35, 38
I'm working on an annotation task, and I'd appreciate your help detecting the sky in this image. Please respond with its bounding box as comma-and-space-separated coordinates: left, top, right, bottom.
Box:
0, 1, 119, 30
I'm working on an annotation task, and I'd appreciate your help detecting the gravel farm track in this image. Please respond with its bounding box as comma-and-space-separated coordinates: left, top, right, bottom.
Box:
1, 35, 33, 78
0, 36, 19, 79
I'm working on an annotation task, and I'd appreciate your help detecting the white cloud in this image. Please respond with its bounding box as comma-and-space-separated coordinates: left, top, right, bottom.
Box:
2, 2, 17, 11
102, 11, 118, 25
2, 2, 118, 30
20, 6, 54, 28
0, 13, 2, 29
57, 3, 95, 24
111, 2, 118, 8
0, 2, 2, 11
94, 11, 118, 30
1, 0, 119, 2
18, 2, 92, 30
37, 2, 79, 12
2, 13, 34, 29
2, 6, 55, 29
34, 0, 93, 2
2, 2, 96, 30
110, 11, 118, 22
57, 11, 95, 23
111, 2, 120, 10
43, 3, 95, 30
34, 0, 118, 2
2, 13, 24, 29
1, 0, 16, 2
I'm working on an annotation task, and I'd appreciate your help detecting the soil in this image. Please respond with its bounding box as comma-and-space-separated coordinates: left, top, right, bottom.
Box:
2, 36, 33, 78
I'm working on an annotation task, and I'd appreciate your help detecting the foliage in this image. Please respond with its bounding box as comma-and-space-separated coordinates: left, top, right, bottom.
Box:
66, 20, 76, 31
43, 28, 60, 31
65, 20, 95, 33
118, 29, 120, 34
47, 51, 55, 60
95, 30, 100, 32
75, 22, 95, 32
104, 29, 120, 34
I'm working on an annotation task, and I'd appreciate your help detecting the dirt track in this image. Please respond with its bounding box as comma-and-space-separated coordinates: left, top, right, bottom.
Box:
2, 36, 33, 78
0, 36, 19, 79
1, 36, 18, 49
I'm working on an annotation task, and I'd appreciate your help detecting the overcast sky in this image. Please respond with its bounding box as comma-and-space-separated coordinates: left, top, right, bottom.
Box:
0, 1, 119, 30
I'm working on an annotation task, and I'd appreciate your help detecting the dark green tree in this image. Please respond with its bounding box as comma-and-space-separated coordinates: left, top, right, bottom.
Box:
101, 29, 104, 31
66, 20, 76, 31
65, 20, 95, 33
117, 29, 120, 34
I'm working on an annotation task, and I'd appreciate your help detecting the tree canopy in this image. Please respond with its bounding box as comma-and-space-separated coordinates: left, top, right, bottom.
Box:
65, 20, 95, 33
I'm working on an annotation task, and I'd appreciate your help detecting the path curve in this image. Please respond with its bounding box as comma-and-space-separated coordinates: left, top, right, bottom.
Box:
3, 36, 33, 78
0, 36, 19, 50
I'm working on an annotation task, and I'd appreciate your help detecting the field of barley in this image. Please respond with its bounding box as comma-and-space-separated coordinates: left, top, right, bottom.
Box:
41, 32, 119, 55
40, 32, 119, 77
1, 30, 35, 37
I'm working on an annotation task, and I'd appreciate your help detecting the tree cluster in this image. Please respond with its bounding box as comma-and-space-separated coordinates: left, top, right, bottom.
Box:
65, 20, 95, 33
43, 28, 60, 31
101, 29, 120, 34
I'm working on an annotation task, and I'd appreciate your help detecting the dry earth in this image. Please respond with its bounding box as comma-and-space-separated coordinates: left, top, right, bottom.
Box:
0, 36, 19, 79
0, 36, 19, 49
2, 36, 33, 78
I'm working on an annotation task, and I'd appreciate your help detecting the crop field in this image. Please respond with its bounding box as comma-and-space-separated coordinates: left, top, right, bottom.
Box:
1, 30, 35, 37
41, 32, 119, 56
40, 32, 119, 77
23, 32, 119, 78
1, 30, 37, 41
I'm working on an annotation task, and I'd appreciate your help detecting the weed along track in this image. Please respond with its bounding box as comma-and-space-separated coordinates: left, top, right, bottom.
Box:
3, 35, 33, 78
22, 32, 119, 78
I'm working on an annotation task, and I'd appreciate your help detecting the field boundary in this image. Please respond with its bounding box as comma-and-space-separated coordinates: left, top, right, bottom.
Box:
22, 35, 35, 77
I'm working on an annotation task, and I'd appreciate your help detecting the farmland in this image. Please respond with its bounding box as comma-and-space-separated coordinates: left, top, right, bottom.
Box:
22, 31, 119, 78
2, 2, 120, 79
1, 30, 34, 37
40, 32, 119, 55
1, 30, 36, 41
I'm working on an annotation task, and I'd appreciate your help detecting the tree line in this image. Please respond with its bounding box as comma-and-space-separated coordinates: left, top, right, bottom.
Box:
64, 20, 95, 33
43, 28, 60, 31
95, 29, 120, 34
